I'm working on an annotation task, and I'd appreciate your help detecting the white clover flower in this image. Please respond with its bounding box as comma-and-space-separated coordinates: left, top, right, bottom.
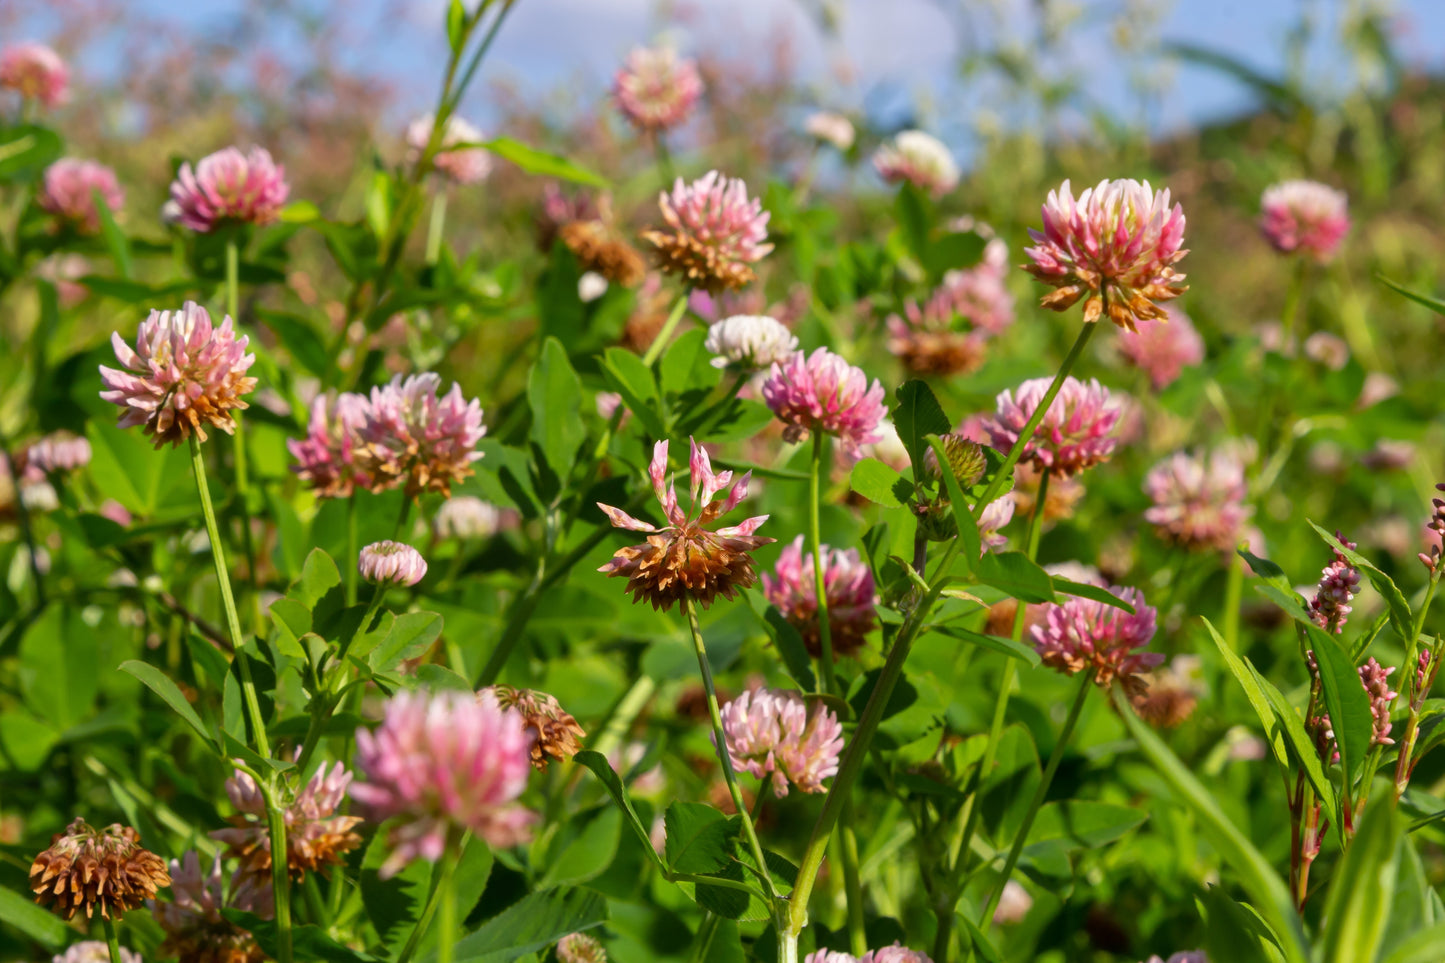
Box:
704, 315, 798, 370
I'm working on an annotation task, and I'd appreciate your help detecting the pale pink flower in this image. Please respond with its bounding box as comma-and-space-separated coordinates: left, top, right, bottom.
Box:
763, 535, 877, 658
1303, 332, 1349, 370
718, 687, 844, 796
806, 111, 855, 151
352, 689, 536, 877
169, 146, 289, 233
978, 492, 1016, 550
762, 348, 887, 456
1358, 657, 1398, 747
1031, 583, 1161, 695
1143, 447, 1252, 552
1362, 439, 1415, 472
288, 392, 370, 498
804, 953, 858, 963
557, 932, 608, 963
99, 302, 257, 447
211, 761, 362, 882
1116, 304, 1204, 390
38, 159, 124, 234
597, 438, 773, 610
151, 851, 270, 961
0, 42, 68, 107
860, 945, 934, 963
1140, 954, 1208, 963
406, 113, 492, 186
1024, 178, 1188, 330
99, 500, 133, 527
355, 373, 486, 497
358, 541, 428, 587
613, 45, 703, 133
434, 495, 504, 540
985, 376, 1123, 476
53, 942, 142, 963
1260, 180, 1349, 263
1357, 372, 1399, 409
992, 879, 1033, 925
23, 432, 91, 474
643, 171, 772, 292
888, 239, 1014, 375
873, 130, 958, 197
1308, 533, 1360, 634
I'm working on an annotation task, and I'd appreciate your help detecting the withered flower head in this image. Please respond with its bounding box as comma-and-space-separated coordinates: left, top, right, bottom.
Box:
558, 219, 647, 288
482, 686, 587, 770
152, 850, 270, 963
597, 438, 774, 610
30, 818, 171, 920
210, 761, 363, 883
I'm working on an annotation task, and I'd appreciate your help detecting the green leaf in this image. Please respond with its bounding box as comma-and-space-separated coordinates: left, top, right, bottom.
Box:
528, 337, 586, 478
956, 910, 1005, 963
361, 819, 433, 953
975, 551, 1056, 603
602, 347, 666, 439
1050, 578, 1135, 612
927, 436, 981, 563
269, 598, 312, 658
0, 886, 68, 948
279, 200, 320, 223
293, 548, 343, 607
927, 624, 1041, 665
893, 380, 951, 478
539, 806, 622, 888
1114, 688, 1309, 963
1309, 623, 1374, 786
1024, 800, 1147, 851
0, 711, 60, 771
1307, 520, 1414, 642
368, 611, 444, 673
1377, 273, 1445, 317
664, 801, 737, 874
1202, 617, 1289, 772
893, 182, 932, 262
1319, 797, 1402, 963
659, 327, 720, 397
223, 911, 380, 962
573, 749, 667, 872
756, 603, 817, 690
258, 309, 330, 377
120, 659, 217, 751
365, 170, 392, 239
1381, 923, 1445, 963
922, 230, 987, 281
0, 124, 62, 179
849, 457, 909, 508
446, 0, 467, 51
450, 887, 609, 962
482, 137, 608, 187
1196, 885, 1288, 963
93, 186, 133, 278
1254, 663, 1339, 825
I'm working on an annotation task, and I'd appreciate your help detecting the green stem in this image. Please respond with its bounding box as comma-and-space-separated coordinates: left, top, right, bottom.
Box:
426, 191, 449, 266
396, 836, 468, 963
682, 597, 779, 902
437, 841, 459, 963
810, 431, 839, 697
225, 237, 240, 322
972, 321, 1098, 515
263, 798, 295, 963
189, 436, 270, 758
101, 915, 123, 963
838, 802, 867, 955
978, 671, 1092, 926
476, 560, 545, 686
1223, 547, 1244, 651
653, 133, 676, 184
641, 292, 690, 367
345, 494, 359, 605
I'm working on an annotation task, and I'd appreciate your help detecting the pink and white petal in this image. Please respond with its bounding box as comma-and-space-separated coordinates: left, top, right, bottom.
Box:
717, 514, 769, 537
597, 502, 657, 532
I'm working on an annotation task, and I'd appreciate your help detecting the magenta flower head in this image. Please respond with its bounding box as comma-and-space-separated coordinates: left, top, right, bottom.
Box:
873, 130, 959, 198
358, 541, 428, 587
0, 42, 69, 108
39, 159, 124, 234
356, 373, 486, 497
597, 438, 774, 610
718, 687, 844, 796
23, 431, 91, 475
643, 171, 772, 293
211, 761, 362, 882
406, 113, 492, 186
1024, 178, 1188, 331
1117, 303, 1204, 390
1308, 533, 1360, 634
352, 689, 536, 877
763, 535, 877, 659
1143, 447, 1252, 553
169, 146, 289, 233
612, 45, 703, 133
985, 376, 1122, 477
99, 301, 257, 447
1260, 180, 1349, 263
288, 391, 371, 498
762, 347, 887, 457
1031, 583, 1161, 695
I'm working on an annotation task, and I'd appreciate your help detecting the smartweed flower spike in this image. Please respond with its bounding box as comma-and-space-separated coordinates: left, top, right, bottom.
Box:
985, 376, 1123, 477
1023, 178, 1188, 331
763, 535, 877, 658
287, 392, 371, 498
30, 818, 171, 920
358, 541, 428, 587
1143, 447, 1253, 552
718, 688, 844, 796
557, 932, 609, 963
0, 42, 69, 107
406, 114, 492, 185
99, 301, 257, 447
805, 111, 855, 151
1116, 304, 1205, 390
52, 943, 142, 963
1031, 584, 1162, 696
151, 851, 271, 961
705, 315, 798, 371
873, 130, 959, 198
39, 159, 124, 234
355, 373, 486, 497
1260, 180, 1349, 263
352, 689, 536, 878
1422, 483, 1445, 572
482, 686, 587, 770
211, 762, 363, 882
169, 146, 289, 232
1358, 658, 1399, 746
643, 171, 772, 293
612, 45, 703, 133
761, 347, 887, 457
1308, 533, 1360, 634
597, 439, 774, 610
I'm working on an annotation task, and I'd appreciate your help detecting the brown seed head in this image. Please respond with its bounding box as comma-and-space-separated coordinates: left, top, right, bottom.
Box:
559, 220, 647, 287
485, 686, 587, 770
30, 818, 170, 920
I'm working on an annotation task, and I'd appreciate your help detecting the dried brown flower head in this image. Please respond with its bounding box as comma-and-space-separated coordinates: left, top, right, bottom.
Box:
210, 762, 363, 883
30, 818, 171, 920
484, 686, 587, 770
559, 220, 646, 287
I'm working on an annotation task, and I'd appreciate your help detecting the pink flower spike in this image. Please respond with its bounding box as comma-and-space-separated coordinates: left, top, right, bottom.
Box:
984, 376, 1123, 477
1260, 180, 1349, 263
169, 145, 289, 233
0, 42, 69, 108
612, 45, 703, 133
39, 159, 124, 234
761, 347, 887, 457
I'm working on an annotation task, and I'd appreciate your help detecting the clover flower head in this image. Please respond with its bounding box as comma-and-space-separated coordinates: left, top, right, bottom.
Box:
888, 246, 1013, 374
597, 438, 774, 610
644, 171, 772, 293
39, 159, 124, 234
705, 314, 798, 370
1116, 303, 1205, 390
482, 686, 586, 770
985, 376, 1122, 476
806, 111, 856, 150
287, 391, 370, 498
53, 942, 142, 963
763, 535, 877, 659
211, 761, 363, 885
30, 818, 171, 920
1023, 178, 1188, 330
358, 541, 428, 587
1143, 447, 1252, 553
860, 945, 934, 963
99, 302, 256, 447
718, 687, 844, 796
435, 495, 504, 540
1031, 584, 1161, 695
1, 42, 69, 107
151, 850, 270, 963
355, 373, 486, 497
873, 130, 958, 197
169, 146, 289, 232
23, 432, 91, 475
762, 347, 887, 457
557, 932, 609, 963
406, 113, 492, 185
1260, 180, 1349, 263
612, 45, 703, 132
